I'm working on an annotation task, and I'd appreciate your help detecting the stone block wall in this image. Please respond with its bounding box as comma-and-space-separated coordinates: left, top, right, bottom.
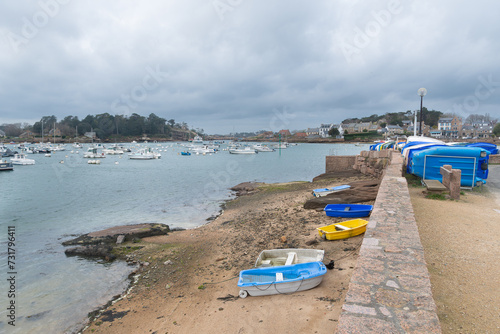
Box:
352, 150, 391, 178
490, 154, 500, 164
325, 155, 357, 173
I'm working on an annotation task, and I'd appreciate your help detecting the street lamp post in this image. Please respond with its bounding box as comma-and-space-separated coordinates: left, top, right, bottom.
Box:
418, 88, 427, 136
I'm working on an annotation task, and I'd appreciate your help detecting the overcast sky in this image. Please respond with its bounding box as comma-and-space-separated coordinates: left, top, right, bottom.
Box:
1, 1, 499, 134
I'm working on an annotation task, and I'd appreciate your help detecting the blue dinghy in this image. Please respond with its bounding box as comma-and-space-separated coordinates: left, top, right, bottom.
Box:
324, 204, 373, 218
237, 261, 327, 298
312, 184, 350, 197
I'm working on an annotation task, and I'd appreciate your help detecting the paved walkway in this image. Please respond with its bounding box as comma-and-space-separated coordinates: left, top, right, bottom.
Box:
336, 152, 441, 333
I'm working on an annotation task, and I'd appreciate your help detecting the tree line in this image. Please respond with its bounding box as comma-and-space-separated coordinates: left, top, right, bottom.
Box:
1, 113, 201, 140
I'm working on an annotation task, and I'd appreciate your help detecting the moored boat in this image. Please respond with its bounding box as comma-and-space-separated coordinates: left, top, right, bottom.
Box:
254, 249, 325, 267
253, 144, 275, 152
317, 219, 369, 240
10, 154, 35, 165
128, 147, 160, 159
83, 148, 106, 158
228, 147, 257, 154
0, 160, 14, 171
323, 204, 373, 218
237, 261, 327, 298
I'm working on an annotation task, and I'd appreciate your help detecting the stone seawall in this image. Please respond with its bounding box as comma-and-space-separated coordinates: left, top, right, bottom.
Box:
490, 154, 500, 164
336, 151, 442, 333
325, 155, 357, 173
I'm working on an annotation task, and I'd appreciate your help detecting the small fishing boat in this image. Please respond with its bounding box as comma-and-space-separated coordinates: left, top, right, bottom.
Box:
323, 204, 373, 218
0, 160, 14, 171
180, 151, 191, 156
253, 144, 275, 152
10, 154, 35, 165
317, 219, 369, 240
312, 184, 350, 197
83, 148, 106, 159
228, 146, 257, 154
254, 249, 325, 267
237, 261, 327, 298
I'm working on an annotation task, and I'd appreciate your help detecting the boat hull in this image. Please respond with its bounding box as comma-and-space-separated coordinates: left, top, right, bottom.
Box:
323, 204, 373, 218
238, 261, 327, 297
317, 219, 369, 240
0, 161, 14, 171
409, 146, 489, 187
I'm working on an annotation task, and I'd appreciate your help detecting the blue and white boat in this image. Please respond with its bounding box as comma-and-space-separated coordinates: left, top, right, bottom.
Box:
409, 146, 489, 187
324, 204, 373, 218
237, 261, 327, 298
0, 159, 14, 171
312, 184, 350, 197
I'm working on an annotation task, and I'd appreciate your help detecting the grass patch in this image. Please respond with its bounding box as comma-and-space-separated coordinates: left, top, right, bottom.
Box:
111, 246, 144, 256
259, 181, 308, 193
426, 193, 447, 200
404, 173, 423, 188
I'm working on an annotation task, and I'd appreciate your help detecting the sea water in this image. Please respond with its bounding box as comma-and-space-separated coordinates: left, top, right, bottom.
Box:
0, 142, 369, 333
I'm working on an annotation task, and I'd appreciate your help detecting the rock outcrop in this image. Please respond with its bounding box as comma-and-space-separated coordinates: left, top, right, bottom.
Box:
62, 223, 170, 246
62, 223, 169, 261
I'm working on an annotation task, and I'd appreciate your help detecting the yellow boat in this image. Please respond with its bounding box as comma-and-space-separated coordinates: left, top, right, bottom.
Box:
317, 219, 369, 240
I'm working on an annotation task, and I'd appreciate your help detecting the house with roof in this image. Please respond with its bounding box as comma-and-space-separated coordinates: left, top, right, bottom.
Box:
408, 122, 429, 136
305, 128, 319, 139
48, 128, 62, 137
385, 125, 404, 136
438, 116, 462, 138
476, 125, 493, 138
20, 130, 35, 138
278, 129, 291, 138
318, 124, 333, 138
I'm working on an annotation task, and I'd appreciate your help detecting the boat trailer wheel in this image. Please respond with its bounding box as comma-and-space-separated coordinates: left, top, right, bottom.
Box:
239, 290, 248, 298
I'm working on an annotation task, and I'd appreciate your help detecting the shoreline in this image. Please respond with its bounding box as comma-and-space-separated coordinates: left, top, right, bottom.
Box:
77, 170, 376, 333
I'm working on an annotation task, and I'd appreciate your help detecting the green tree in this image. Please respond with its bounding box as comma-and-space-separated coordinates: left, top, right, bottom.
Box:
126, 113, 145, 136
33, 115, 57, 135
146, 113, 166, 135
328, 127, 340, 137
95, 113, 115, 138
423, 109, 443, 128
493, 122, 500, 136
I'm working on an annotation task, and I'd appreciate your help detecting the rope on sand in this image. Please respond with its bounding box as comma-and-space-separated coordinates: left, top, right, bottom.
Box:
199, 276, 239, 289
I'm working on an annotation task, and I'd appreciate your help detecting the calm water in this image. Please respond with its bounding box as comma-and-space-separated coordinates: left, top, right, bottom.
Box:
0, 142, 369, 333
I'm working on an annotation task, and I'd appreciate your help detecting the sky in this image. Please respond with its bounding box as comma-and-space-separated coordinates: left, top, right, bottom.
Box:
1, 0, 500, 134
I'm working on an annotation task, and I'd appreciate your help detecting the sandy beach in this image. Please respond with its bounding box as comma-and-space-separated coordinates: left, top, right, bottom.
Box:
79, 166, 500, 334
80, 171, 375, 334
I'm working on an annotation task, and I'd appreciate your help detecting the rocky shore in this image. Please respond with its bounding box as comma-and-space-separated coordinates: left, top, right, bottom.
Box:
63, 223, 170, 262
76, 170, 378, 334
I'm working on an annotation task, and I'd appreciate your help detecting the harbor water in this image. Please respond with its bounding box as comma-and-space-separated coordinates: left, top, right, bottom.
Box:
0, 142, 369, 333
